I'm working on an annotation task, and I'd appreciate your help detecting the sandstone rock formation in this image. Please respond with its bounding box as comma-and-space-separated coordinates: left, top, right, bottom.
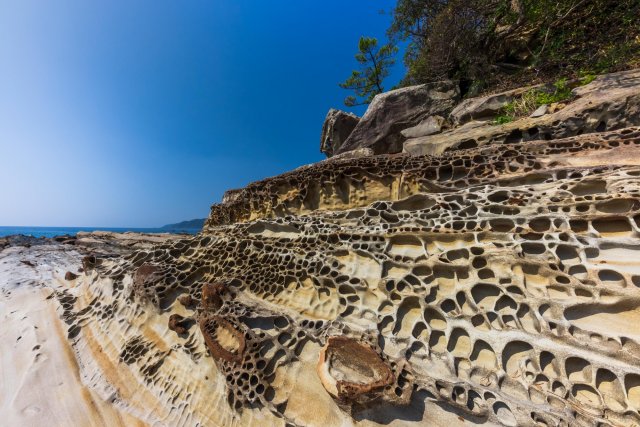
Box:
400, 115, 447, 139
6, 70, 640, 427
335, 80, 460, 155
447, 84, 550, 126
0, 231, 182, 426
43, 123, 640, 426
405, 68, 640, 155
320, 109, 360, 157
329, 69, 640, 158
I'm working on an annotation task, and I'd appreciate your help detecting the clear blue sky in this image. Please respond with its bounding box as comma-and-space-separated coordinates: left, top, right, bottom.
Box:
0, 1, 404, 227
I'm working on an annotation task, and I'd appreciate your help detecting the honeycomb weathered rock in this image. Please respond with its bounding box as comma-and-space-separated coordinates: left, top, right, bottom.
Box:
57, 127, 640, 426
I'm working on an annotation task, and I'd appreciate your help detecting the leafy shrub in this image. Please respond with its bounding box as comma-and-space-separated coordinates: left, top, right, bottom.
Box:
387, 0, 640, 92
535, 78, 572, 105
492, 76, 576, 124
492, 115, 514, 125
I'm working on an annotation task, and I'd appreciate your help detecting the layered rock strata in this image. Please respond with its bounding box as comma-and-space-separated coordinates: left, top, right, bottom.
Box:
54, 126, 640, 426
405, 69, 640, 155
207, 128, 640, 227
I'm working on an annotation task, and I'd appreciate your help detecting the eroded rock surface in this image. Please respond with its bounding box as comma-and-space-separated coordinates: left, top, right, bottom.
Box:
320, 109, 360, 157
206, 128, 640, 227
50, 125, 640, 426
405, 68, 640, 155
335, 80, 460, 155
0, 236, 160, 426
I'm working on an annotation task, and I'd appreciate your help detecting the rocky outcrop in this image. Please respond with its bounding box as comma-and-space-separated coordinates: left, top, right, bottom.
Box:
206, 128, 640, 227
0, 233, 182, 426
449, 84, 541, 125
326, 69, 640, 157
335, 80, 460, 155
320, 109, 360, 157
10, 68, 640, 427
400, 115, 446, 138
49, 122, 640, 426
0, 230, 185, 255
0, 234, 53, 250
405, 68, 640, 155
73, 231, 188, 253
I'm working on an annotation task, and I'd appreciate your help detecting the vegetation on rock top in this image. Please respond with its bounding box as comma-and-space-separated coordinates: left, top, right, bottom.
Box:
338, 36, 398, 107
340, 0, 640, 105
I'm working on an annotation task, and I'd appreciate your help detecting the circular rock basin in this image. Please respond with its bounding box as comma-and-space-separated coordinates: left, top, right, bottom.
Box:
199, 316, 245, 364
317, 336, 394, 401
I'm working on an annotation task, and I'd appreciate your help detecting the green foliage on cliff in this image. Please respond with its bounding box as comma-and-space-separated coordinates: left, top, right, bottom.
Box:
390, 0, 640, 92
339, 37, 399, 107
492, 75, 596, 124
340, 0, 640, 101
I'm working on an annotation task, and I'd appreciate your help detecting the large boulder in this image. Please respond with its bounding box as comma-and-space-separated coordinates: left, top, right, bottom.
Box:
335, 80, 460, 155
319, 109, 360, 157
405, 68, 640, 155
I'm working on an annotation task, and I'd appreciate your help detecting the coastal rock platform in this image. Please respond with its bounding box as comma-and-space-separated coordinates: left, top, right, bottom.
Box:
29, 126, 640, 426
0, 232, 183, 426
5, 70, 640, 427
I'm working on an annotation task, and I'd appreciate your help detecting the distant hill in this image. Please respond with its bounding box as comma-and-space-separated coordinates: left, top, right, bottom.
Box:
161, 218, 205, 232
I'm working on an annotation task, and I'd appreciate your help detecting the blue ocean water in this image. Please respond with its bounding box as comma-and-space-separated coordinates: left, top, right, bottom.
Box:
0, 226, 198, 239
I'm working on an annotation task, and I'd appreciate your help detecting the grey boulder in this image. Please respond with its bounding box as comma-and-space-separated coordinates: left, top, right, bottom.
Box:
320, 109, 360, 157
335, 80, 460, 155
529, 104, 548, 118
449, 93, 513, 125
401, 115, 446, 138
449, 84, 547, 125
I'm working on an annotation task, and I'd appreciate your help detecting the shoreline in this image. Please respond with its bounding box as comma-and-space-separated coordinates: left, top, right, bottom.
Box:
0, 230, 195, 256
0, 231, 149, 426
0, 226, 200, 240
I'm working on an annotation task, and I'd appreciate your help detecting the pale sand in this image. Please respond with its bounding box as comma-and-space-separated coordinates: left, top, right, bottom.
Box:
0, 244, 146, 427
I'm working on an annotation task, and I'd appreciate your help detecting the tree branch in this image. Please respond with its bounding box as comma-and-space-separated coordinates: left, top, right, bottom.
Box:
366, 49, 383, 93
537, 0, 587, 58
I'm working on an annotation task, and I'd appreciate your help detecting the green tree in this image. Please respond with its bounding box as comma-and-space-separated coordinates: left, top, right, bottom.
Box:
339, 36, 398, 107
387, 0, 640, 90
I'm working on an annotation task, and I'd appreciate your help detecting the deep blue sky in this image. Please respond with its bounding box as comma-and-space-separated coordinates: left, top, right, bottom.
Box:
0, 1, 404, 227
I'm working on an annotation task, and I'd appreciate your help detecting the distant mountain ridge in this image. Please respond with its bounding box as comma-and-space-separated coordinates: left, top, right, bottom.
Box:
161, 218, 205, 231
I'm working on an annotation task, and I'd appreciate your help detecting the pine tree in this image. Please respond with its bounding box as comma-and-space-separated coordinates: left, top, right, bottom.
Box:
339, 37, 398, 107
